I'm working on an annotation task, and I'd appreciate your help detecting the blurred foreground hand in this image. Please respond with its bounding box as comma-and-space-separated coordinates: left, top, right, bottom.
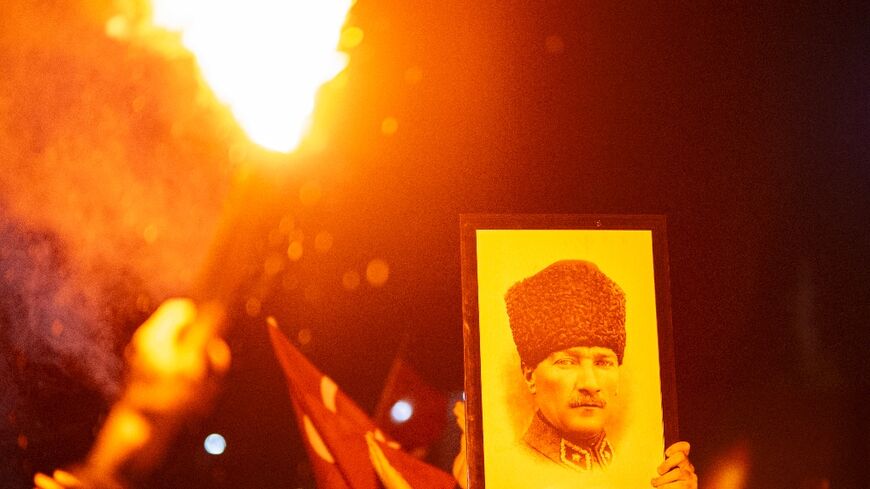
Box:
123, 298, 230, 413
35, 299, 229, 489
33, 469, 82, 489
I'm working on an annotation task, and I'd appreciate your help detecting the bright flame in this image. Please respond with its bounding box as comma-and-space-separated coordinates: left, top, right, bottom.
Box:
150, 0, 353, 153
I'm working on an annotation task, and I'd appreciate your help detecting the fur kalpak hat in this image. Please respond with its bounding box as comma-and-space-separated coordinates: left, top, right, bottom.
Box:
505, 260, 626, 367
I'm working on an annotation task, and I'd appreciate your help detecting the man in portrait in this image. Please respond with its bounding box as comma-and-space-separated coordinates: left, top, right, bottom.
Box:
504, 259, 626, 471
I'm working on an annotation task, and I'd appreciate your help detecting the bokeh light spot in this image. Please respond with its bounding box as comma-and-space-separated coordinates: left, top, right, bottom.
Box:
104, 15, 130, 39
314, 231, 334, 253
381, 117, 399, 136
207, 339, 231, 373
342, 270, 361, 290
545, 34, 565, 54
245, 297, 262, 317
50, 320, 64, 338
288, 240, 304, 261
283, 274, 301, 291
204, 433, 226, 455
264, 253, 285, 276
366, 259, 390, 287
340, 26, 365, 49
298, 328, 313, 346
404, 66, 423, 84
390, 400, 413, 423
278, 215, 295, 234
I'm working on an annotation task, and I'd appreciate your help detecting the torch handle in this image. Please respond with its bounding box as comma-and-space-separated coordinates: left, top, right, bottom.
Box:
191, 161, 291, 330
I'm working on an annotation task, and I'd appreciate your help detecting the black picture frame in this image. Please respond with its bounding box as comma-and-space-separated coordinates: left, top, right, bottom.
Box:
460, 214, 678, 488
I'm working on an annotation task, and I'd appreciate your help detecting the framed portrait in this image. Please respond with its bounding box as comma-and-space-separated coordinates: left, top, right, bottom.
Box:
460, 214, 678, 489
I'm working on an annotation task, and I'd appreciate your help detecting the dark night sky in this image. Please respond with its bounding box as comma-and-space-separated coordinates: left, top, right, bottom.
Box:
209, 2, 868, 487
2, 1, 867, 488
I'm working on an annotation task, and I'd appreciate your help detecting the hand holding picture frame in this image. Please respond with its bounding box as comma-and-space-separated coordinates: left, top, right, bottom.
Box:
460, 215, 678, 489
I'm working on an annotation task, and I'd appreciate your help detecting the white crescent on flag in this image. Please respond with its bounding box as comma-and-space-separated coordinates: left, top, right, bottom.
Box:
302, 414, 336, 464
320, 375, 339, 414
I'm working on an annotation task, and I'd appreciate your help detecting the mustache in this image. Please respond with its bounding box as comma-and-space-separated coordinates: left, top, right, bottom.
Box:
568, 393, 606, 408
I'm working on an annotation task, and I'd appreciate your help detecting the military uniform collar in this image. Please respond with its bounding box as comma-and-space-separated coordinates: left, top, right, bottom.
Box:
523, 410, 613, 471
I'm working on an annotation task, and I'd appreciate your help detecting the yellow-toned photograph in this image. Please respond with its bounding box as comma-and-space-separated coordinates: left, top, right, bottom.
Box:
460, 215, 678, 489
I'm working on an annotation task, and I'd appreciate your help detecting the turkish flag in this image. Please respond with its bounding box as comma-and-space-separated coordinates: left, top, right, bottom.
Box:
374, 357, 449, 453
268, 324, 456, 489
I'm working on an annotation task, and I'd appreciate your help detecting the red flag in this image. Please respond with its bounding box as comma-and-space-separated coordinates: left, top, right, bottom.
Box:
374, 357, 449, 454
268, 323, 456, 489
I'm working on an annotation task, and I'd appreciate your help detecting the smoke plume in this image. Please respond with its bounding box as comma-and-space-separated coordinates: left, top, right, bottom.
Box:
0, 0, 244, 477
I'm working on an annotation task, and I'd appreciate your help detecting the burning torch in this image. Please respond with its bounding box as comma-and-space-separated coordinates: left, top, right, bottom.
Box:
34, 2, 356, 487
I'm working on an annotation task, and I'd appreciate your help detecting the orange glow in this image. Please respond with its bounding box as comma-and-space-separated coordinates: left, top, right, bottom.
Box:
86, 406, 152, 471
544, 34, 565, 54
706, 440, 751, 489
342, 270, 361, 290
303, 285, 321, 303
148, 0, 354, 153
115, 409, 151, 445
381, 117, 399, 136
143, 224, 159, 244
288, 240, 304, 261
314, 231, 334, 253
123, 298, 230, 410
404, 66, 424, 85
299, 180, 324, 206
366, 259, 390, 287
297, 328, 313, 345
50, 320, 64, 338
264, 253, 286, 276
340, 26, 365, 49
33, 472, 64, 489
278, 215, 296, 234
136, 294, 152, 313
245, 297, 262, 317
